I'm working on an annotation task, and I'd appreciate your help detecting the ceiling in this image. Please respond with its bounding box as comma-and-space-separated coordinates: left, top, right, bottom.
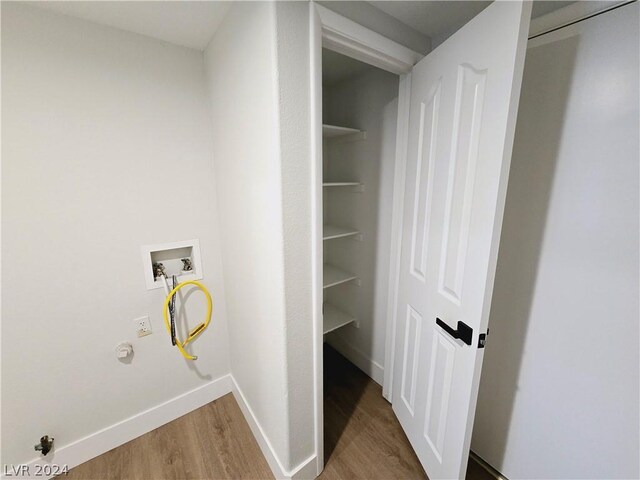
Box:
323, 1, 576, 87
31, 1, 232, 50
531, 1, 576, 18
30, 1, 576, 53
369, 1, 576, 44
370, 1, 492, 42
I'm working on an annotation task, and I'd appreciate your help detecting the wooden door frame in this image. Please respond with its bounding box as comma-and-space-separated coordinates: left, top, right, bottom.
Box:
309, 3, 424, 474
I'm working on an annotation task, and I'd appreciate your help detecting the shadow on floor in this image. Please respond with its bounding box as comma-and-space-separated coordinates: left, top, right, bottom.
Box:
323, 343, 370, 461
323, 344, 494, 480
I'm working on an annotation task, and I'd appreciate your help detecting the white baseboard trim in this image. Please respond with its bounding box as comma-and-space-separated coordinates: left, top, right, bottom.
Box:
230, 376, 317, 480
289, 454, 319, 480
327, 336, 385, 386
4, 374, 233, 480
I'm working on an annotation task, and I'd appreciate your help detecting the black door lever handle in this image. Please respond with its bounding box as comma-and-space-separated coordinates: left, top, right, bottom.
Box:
435, 318, 473, 346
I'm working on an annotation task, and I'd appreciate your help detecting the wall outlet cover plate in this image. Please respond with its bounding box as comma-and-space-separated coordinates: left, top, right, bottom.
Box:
133, 316, 152, 337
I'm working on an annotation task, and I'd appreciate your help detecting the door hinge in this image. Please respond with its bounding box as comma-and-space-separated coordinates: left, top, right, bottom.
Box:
478, 328, 489, 348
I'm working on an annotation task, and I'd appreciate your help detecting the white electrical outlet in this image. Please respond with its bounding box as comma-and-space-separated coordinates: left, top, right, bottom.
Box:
133, 316, 152, 337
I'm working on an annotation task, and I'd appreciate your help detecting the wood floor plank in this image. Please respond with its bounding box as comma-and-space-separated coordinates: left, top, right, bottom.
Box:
320, 345, 427, 480
321, 345, 493, 480
65, 348, 495, 480
64, 394, 273, 480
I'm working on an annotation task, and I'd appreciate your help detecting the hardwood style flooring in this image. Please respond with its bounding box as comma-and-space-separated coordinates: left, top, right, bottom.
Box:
65, 393, 272, 480
66, 346, 494, 479
319, 346, 492, 480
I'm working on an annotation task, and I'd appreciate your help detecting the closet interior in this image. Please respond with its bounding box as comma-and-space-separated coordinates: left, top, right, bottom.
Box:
321, 48, 399, 388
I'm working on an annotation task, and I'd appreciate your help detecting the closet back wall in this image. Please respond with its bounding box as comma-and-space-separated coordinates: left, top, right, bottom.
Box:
323, 67, 399, 382
1, 3, 230, 467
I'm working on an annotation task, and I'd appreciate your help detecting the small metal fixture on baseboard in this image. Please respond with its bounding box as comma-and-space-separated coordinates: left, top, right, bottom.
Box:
469, 451, 508, 480
34, 435, 54, 456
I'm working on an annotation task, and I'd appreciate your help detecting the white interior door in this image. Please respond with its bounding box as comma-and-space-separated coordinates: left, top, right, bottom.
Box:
391, 2, 531, 479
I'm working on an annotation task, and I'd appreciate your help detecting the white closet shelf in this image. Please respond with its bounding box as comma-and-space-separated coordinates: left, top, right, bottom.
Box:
322, 182, 364, 187
323, 224, 360, 241
323, 303, 355, 334
323, 264, 357, 289
322, 124, 362, 137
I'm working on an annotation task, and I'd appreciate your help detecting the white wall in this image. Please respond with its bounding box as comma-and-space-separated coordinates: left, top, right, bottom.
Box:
203, 1, 293, 472
204, 3, 318, 474
472, 3, 639, 478
274, 1, 317, 472
323, 67, 399, 383
1, 2, 230, 468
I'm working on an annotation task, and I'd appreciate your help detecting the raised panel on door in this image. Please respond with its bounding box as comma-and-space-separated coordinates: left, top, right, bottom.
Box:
409, 82, 441, 283
439, 64, 487, 304
400, 305, 423, 415
423, 330, 456, 462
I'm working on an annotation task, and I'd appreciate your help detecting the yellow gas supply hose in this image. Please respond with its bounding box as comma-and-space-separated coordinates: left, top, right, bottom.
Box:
162, 281, 212, 360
